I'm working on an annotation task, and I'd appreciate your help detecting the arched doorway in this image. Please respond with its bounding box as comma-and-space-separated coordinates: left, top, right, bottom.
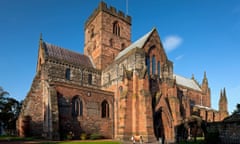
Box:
153, 107, 165, 143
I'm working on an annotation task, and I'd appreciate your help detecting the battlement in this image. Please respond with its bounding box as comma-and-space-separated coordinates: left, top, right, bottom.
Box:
85, 1, 131, 29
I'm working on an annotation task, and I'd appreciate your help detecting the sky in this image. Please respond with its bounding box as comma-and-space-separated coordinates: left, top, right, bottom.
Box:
0, 0, 239, 113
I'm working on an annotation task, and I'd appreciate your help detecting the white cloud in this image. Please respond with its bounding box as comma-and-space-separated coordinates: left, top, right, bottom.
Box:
163, 35, 183, 52
175, 54, 184, 61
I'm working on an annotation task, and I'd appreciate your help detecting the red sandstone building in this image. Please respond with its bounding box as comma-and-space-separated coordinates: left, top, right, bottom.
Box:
17, 2, 228, 143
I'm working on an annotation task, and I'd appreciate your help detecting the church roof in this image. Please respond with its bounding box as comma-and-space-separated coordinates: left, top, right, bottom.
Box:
174, 74, 202, 91
115, 28, 155, 60
194, 104, 213, 110
43, 42, 94, 68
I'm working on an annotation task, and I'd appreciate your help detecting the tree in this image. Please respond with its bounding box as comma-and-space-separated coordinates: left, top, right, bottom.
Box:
232, 103, 240, 114
0, 87, 9, 112
0, 87, 21, 135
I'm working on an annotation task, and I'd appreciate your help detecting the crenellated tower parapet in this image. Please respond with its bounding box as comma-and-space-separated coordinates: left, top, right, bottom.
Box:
85, 1, 131, 29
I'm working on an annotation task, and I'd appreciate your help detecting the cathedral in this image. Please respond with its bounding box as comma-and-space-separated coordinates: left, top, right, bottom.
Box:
17, 2, 228, 143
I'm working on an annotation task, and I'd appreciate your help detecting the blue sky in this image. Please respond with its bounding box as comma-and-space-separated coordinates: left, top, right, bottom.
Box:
0, 0, 239, 113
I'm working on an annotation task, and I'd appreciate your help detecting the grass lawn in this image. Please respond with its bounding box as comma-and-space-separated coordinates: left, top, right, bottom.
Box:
0, 136, 35, 141
0, 136, 122, 144
47, 142, 121, 144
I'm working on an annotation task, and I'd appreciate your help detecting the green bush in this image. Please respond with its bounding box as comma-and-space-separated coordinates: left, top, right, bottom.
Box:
80, 133, 87, 140
89, 133, 102, 140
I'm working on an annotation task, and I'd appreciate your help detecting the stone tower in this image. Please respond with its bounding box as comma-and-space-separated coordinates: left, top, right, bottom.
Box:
201, 71, 211, 107
84, 1, 131, 69
219, 88, 228, 120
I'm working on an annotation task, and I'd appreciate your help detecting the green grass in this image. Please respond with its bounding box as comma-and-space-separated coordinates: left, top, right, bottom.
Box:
39, 141, 121, 144
54, 142, 121, 144
177, 137, 205, 144
0, 135, 35, 141
0, 136, 121, 144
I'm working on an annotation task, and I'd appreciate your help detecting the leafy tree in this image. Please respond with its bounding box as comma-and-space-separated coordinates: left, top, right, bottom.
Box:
0, 87, 22, 135
233, 103, 240, 114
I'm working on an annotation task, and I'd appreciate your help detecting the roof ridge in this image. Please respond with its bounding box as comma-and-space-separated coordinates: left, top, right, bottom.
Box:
44, 42, 86, 57
115, 27, 156, 60
43, 42, 93, 68
174, 74, 202, 91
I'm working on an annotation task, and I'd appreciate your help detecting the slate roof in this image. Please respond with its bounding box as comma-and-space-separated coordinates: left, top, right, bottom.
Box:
115, 28, 155, 60
173, 74, 202, 91
43, 42, 94, 68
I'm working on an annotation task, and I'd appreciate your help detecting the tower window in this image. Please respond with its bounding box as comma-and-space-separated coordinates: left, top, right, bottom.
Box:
88, 73, 92, 85
152, 55, 156, 75
101, 100, 109, 118
72, 97, 83, 117
113, 21, 120, 36
65, 68, 71, 80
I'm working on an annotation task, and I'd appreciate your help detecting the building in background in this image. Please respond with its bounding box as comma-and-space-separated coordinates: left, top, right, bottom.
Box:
17, 2, 228, 143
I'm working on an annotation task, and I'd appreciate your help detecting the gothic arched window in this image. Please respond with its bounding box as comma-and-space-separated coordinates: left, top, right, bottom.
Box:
146, 56, 150, 76
158, 61, 161, 77
72, 97, 83, 117
113, 21, 120, 36
65, 68, 71, 80
152, 55, 156, 75
101, 100, 109, 118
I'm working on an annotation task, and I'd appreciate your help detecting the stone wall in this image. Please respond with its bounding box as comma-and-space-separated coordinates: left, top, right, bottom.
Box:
46, 59, 101, 89
207, 120, 240, 144
55, 84, 114, 139
17, 72, 44, 137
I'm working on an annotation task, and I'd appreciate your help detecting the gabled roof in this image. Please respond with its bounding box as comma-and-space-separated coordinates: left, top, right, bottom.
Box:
42, 42, 94, 68
174, 74, 202, 91
115, 28, 156, 60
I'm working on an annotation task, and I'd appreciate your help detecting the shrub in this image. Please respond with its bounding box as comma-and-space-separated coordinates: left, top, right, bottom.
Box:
80, 133, 87, 140
89, 133, 102, 140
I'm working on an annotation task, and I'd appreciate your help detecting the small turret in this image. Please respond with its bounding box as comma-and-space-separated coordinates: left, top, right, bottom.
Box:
219, 88, 228, 120
191, 74, 195, 80
36, 33, 45, 72
219, 88, 228, 112
201, 71, 209, 93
